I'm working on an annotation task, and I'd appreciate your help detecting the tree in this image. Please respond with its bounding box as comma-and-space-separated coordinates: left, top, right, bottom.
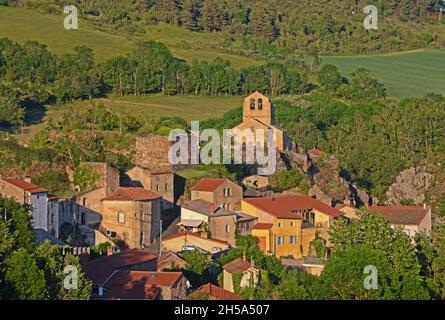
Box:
55, 46, 101, 102
269, 169, 309, 193
4, 248, 48, 300
318, 64, 342, 92
0, 90, 24, 127
348, 68, 386, 99
183, 250, 212, 275
416, 224, 445, 299
181, 0, 202, 32
35, 242, 92, 300
249, 5, 278, 42
327, 210, 430, 299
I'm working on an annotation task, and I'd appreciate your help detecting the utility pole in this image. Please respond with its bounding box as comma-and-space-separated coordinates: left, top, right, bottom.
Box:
159, 219, 163, 256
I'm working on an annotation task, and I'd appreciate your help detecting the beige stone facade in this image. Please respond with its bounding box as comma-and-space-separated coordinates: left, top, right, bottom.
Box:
101, 188, 162, 249
231, 92, 289, 152
125, 166, 175, 210
191, 178, 243, 211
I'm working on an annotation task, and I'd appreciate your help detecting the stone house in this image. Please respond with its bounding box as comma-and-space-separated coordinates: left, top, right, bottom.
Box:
369, 205, 432, 237
124, 166, 175, 210
191, 178, 243, 211
75, 162, 120, 229
101, 187, 162, 249
180, 199, 256, 246
222, 258, 259, 293
0, 178, 75, 240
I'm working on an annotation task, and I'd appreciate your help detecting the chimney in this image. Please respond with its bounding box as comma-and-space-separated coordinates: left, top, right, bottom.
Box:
423, 203, 427, 210
24, 177, 32, 183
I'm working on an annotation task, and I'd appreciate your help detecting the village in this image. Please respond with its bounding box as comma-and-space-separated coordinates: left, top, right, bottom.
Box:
0, 92, 433, 300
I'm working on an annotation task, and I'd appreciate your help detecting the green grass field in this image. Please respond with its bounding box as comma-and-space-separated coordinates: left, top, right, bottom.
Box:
21, 95, 243, 143
323, 49, 445, 98
0, 7, 133, 61
101, 95, 242, 121
0, 7, 261, 67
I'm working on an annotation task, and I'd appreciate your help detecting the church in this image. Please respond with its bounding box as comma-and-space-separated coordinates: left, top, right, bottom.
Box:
231, 91, 290, 151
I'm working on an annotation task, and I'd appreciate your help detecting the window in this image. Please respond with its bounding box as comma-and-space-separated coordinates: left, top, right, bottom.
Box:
165, 183, 168, 191
228, 188, 232, 196
258, 98, 263, 110
278, 222, 283, 228
290, 221, 294, 227
277, 236, 284, 245
225, 225, 230, 233
156, 185, 160, 192
118, 212, 125, 224
249, 98, 255, 110
80, 212, 86, 225
289, 235, 297, 244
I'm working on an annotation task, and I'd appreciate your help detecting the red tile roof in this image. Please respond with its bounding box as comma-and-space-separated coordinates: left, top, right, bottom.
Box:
242, 195, 344, 219
191, 178, 227, 192
252, 223, 273, 230
102, 282, 160, 300
3, 179, 47, 193
369, 206, 430, 226
194, 283, 241, 300
102, 187, 161, 201
105, 271, 184, 288
158, 251, 186, 271
223, 258, 253, 273
307, 148, 321, 157
83, 250, 158, 285
162, 232, 229, 246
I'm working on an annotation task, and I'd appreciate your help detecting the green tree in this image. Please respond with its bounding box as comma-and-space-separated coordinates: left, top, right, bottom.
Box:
183, 250, 212, 275
269, 169, 309, 193
5, 248, 48, 300
318, 64, 342, 92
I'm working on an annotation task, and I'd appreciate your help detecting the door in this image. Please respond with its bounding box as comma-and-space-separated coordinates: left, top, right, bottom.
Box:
258, 237, 267, 253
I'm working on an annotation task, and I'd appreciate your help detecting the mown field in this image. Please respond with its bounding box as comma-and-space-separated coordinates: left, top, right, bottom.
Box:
323, 49, 445, 98
0, 7, 261, 68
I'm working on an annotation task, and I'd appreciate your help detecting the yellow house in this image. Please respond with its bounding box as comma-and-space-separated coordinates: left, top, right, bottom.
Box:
231, 92, 290, 151
242, 195, 344, 259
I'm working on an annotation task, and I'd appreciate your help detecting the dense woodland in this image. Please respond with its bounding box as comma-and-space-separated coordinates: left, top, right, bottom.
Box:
2, 0, 445, 56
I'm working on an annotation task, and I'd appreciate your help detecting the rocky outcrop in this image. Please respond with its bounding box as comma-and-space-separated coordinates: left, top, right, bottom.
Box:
386, 167, 434, 205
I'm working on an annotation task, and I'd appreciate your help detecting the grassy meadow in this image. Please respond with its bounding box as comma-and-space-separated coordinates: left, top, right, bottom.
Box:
0, 7, 261, 67
323, 49, 445, 98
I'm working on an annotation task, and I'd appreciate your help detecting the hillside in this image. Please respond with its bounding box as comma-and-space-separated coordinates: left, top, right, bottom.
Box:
1, 7, 444, 98
0, 7, 261, 68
